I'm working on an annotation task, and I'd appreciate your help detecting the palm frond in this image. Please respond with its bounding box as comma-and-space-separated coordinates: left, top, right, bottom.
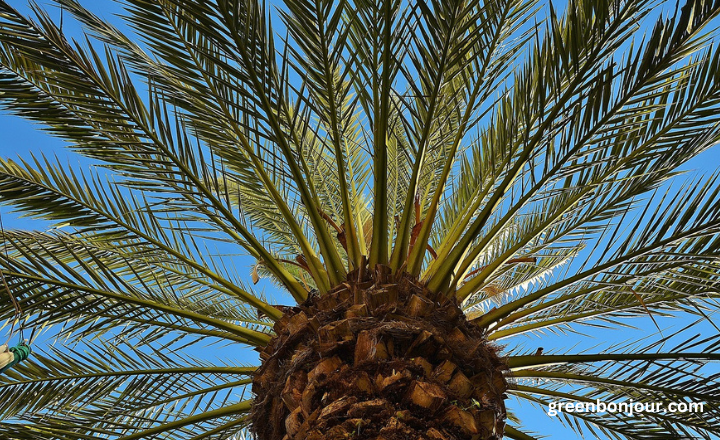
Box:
0, 156, 280, 319
477, 173, 720, 329
0, 1, 307, 303
508, 333, 720, 438
0, 229, 271, 346
1, 341, 254, 440
426, 0, 687, 292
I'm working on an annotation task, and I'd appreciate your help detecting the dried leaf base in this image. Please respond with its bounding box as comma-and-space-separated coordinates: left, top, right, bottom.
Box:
252, 266, 509, 440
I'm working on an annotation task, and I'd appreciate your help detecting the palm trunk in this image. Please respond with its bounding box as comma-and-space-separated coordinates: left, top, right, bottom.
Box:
252, 265, 508, 440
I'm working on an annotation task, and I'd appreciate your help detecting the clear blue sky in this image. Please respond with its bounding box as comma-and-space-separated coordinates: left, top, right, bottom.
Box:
1, 1, 720, 439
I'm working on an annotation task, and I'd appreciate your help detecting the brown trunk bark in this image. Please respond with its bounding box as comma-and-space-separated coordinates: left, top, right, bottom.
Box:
252, 265, 508, 440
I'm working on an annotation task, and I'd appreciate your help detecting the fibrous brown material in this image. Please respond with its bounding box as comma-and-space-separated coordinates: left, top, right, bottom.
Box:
251, 265, 509, 440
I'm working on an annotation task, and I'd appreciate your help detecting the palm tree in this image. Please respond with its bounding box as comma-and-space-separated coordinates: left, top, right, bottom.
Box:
1, 0, 720, 438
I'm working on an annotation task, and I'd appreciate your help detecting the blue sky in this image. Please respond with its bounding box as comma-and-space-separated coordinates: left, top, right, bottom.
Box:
2, 1, 720, 438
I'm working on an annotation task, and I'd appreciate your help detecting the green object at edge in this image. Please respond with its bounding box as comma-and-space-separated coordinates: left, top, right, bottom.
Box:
0, 344, 31, 374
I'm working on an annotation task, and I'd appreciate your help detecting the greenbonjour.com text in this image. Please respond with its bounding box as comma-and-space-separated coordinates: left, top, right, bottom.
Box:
547, 400, 704, 417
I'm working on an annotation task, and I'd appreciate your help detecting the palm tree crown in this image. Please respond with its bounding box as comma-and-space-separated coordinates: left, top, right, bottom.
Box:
1, 0, 720, 438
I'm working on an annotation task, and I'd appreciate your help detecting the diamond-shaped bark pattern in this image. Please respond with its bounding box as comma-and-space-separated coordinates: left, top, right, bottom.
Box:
251, 265, 508, 440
